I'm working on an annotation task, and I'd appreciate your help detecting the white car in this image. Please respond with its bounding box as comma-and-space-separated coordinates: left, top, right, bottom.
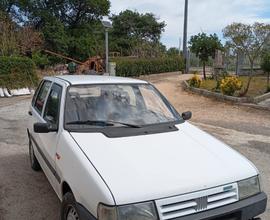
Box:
27, 75, 267, 220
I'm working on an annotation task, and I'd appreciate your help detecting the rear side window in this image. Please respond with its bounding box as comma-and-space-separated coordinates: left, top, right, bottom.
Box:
34, 81, 52, 114
43, 84, 62, 126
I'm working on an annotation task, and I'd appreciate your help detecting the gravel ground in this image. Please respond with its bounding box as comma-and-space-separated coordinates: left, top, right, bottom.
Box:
0, 72, 269, 219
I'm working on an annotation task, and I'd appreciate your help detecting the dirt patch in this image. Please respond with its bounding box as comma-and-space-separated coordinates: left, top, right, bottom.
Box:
248, 141, 270, 155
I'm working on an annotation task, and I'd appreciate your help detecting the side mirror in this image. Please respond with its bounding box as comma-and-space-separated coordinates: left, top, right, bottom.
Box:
182, 111, 192, 121
34, 122, 57, 133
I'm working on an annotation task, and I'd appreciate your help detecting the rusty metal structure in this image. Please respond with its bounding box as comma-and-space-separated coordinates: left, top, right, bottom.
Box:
78, 56, 105, 74
44, 50, 105, 74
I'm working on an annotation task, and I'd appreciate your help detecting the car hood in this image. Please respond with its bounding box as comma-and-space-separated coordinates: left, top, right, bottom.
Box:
70, 122, 258, 205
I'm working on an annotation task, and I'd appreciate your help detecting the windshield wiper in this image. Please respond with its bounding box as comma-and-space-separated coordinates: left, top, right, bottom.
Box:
66, 120, 141, 128
66, 120, 114, 127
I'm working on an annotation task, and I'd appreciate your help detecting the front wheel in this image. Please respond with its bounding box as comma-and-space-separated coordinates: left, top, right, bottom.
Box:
61, 192, 80, 220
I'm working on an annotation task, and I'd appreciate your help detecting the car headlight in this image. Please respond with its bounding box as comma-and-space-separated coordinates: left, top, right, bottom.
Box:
238, 176, 261, 200
98, 201, 158, 220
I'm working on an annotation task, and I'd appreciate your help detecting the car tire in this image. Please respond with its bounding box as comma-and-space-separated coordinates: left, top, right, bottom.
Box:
61, 192, 80, 220
29, 138, 41, 171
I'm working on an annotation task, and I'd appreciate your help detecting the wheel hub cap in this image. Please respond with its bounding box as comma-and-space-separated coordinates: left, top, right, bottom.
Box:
67, 206, 79, 220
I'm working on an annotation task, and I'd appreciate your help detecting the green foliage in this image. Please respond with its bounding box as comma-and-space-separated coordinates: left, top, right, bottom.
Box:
42, 19, 69, 54
115, 57, 184, 77
111, 10, 165, 42
1, 2, 167, 63
223, 23, 270, 63
189, 33, 223, 79
14, 0, 110, 61
0, 1, 19, 21
18, 0, 110, 27
223, 22, 270, 96
66, 22, 105, 60
110, 10, 166, 57
0, 56, 38, 89
220, 76, 243, 96
189, 74, 202, 88
32, 52, 49, 69
189, 33, 223, 62
167, 47, 180, 57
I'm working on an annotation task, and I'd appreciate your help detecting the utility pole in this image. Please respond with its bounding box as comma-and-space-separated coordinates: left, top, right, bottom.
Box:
183, 0, 189, 74
102, 20, 113, 74
105, 30, 109, 73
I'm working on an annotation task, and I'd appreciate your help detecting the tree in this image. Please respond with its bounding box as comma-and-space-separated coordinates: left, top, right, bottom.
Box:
0, 0, 20, 21
261, 52, 270, 92
0, 11, 43, 56
189, 33, 223, 79
0, 11, 18, 56
110, 10, 166, 57
1, 2, 168, 63
42, 18, 69, 55
15, 0, 110, 61
18, 0, 110, 28
18, 27, 43, 56
223, 22, 270, 96
167, 47, 180, 57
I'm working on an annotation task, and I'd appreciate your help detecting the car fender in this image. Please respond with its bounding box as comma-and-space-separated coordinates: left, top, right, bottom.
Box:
56, 131, 115, 218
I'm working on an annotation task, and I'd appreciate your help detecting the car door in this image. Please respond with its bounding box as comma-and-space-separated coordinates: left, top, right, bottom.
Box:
30, 81, 63, 196
39, 83, 63, 195
30, 80, 52, 136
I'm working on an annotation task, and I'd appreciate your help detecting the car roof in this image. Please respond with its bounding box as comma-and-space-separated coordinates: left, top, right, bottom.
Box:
46, 75, 148, 85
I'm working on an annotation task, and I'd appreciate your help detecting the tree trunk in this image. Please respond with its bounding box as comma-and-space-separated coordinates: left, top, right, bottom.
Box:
203, 62, 206, 80
240, 61, 254, 97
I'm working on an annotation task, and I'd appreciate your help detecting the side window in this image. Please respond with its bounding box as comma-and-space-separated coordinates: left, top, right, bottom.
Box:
34, 81, 52, 114
32, 80, 43, 106
43, 84, 62, 126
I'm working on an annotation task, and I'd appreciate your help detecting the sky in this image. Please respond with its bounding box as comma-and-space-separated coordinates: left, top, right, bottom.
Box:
109, 0, 270, 49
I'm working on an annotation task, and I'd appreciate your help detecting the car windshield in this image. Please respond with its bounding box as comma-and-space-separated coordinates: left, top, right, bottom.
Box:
65, 84, 180, 127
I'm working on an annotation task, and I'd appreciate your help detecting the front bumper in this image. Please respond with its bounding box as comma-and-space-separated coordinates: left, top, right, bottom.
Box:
77, 192, 267, 220
173, 192, 267, 220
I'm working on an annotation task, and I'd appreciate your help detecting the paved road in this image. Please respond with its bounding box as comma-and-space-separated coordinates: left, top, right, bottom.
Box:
0, 97, 60, 220
0, 73, 269, 219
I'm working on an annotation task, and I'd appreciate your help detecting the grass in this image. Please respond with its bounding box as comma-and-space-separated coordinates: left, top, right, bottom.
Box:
200, 75, 269, 97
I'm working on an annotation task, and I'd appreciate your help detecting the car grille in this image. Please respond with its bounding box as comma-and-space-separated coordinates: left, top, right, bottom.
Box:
155, 183, 238, 220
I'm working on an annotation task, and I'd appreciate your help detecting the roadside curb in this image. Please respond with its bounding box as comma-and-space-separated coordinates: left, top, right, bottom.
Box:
0, 87, 33, 98
253, 92, 270, 104
182, 80, 250, 103
182, 80, 270, 112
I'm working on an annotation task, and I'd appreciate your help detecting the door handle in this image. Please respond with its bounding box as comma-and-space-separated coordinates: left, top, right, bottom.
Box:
28, 111, 32, 116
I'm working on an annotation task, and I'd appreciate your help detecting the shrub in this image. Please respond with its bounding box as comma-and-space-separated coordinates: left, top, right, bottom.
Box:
220, 76, 243, 96
0, 56, 38, 89
32, 52, 49, 69
189, 74, 202, 88
114, 57, 184, 77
